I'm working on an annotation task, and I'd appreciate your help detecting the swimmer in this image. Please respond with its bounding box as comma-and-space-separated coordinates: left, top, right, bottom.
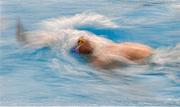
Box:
16, 20, 153, 69
72, 36, 153, 69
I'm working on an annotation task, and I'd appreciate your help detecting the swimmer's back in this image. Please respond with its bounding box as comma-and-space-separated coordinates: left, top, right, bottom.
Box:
106, 42, 153, 61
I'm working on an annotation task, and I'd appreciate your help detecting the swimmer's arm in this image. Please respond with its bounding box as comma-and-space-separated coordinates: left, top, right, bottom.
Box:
16, 19, 57, 48
17, 30, 57, 49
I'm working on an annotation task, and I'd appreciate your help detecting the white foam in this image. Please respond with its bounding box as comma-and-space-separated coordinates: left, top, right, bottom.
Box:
39, 12, 119, 31
22, 12, 118, 52
151, 44, 180, 65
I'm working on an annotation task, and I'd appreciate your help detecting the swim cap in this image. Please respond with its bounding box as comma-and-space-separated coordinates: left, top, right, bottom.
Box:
78, 38, 86, 45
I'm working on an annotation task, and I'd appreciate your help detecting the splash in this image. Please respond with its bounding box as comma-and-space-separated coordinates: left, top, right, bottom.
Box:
17, 12, 117, 50
39, 12, 119, 31
151, 44, 180, 66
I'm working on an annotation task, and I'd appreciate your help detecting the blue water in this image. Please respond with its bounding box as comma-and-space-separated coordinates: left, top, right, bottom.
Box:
0, 0, 180, 106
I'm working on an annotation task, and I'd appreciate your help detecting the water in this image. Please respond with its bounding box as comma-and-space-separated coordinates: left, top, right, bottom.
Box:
0, 0, 180, 106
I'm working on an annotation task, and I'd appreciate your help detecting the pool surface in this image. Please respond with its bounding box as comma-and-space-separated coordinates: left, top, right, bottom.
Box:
0, 0, 180, 106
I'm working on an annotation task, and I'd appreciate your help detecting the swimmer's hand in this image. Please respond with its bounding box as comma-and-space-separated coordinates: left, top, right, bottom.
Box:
16, 18, 27, 44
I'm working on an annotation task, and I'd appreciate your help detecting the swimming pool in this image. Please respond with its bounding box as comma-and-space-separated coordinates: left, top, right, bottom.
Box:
0, 0, 180, 106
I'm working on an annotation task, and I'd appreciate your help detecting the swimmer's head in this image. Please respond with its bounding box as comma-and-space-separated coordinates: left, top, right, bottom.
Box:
73, 36, 93, 55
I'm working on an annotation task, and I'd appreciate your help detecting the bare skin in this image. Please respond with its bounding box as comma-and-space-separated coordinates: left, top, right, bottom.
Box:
106, 43, 153, 61
75, 37, 153, 69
